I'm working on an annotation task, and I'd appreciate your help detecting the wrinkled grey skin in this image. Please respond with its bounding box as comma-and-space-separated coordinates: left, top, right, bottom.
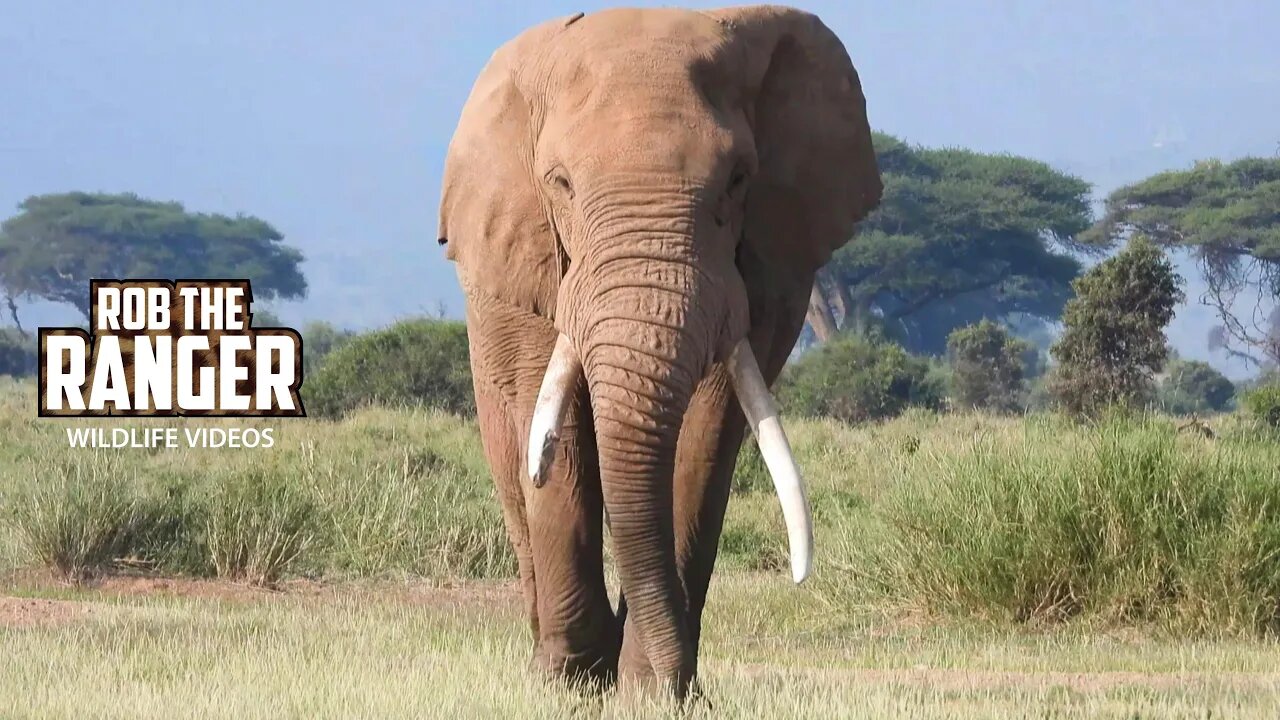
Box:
438, 5, 881, 699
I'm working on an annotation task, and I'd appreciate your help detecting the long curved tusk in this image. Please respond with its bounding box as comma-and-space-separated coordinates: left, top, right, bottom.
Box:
527, 334, 583, 488
727, 339, 813, 584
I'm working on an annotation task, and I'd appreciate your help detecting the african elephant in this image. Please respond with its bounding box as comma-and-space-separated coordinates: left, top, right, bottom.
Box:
438, 5, 881, 698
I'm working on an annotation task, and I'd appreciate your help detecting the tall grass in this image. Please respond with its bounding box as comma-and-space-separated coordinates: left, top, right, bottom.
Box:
818, 414, 1280, 635
4, 374, 1280, 637
204, 467, 319, 585
0, 381, 512, 584
10, 455, 176, 579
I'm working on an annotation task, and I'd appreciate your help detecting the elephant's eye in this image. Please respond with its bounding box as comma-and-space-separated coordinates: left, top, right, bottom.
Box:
546, 169, 574, 200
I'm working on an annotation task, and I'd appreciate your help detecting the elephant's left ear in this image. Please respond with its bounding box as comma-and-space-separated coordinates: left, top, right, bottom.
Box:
708, 6, 883, 273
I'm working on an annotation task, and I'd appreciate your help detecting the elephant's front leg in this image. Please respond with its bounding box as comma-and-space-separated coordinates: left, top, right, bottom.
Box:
523, 391, 619, 683
467, 301, 618, 686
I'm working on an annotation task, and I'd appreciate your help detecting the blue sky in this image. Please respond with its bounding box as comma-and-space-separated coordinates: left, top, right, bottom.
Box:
2, 1, 1277, 375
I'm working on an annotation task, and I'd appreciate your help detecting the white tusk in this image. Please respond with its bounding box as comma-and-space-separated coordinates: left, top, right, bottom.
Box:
727, 339, 813, 584
527, 334, 583, 488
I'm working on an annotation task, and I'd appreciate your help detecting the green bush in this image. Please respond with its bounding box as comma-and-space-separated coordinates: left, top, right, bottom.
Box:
833, 415, 1280, 634
1049, 237, 1183, 416
304, 318, 474, 418
778, 334, 941, 423
946, 320, 1030, 413
1158, 359, 1236, 414
300, 320, 356, 376
0, 328, 36, 378
1242, 383, 1280, 428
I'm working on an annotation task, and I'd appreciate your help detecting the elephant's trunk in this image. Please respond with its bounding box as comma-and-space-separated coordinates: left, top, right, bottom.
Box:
579, 279, 706, 693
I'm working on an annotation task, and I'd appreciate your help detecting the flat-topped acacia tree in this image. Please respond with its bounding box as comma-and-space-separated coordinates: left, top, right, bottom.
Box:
1084, 157, 1280, 368
807, 133, 1096, 355
0, 192, 306, 322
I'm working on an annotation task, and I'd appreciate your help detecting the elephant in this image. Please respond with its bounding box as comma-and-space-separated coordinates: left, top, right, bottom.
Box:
437, 5, 881, 699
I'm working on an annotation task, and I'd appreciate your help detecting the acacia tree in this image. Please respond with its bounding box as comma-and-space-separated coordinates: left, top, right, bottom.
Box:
807, 134, 1095, 355
0, 192, 307, 321
1049, 237, 1184, 416
1084, 157, 1280, 367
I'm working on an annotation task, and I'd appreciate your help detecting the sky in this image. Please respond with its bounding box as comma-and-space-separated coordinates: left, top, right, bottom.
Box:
2, 1, 1278, 376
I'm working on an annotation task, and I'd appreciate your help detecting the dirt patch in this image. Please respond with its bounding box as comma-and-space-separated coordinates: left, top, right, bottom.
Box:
380, 580, 522, 610
3, 571, 523, 611
735, 664, 1280, 692
0, 597, 92, 629
89, 576, 523, 609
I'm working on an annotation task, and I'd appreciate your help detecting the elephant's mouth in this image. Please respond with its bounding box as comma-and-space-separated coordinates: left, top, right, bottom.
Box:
526, 333, 814, 584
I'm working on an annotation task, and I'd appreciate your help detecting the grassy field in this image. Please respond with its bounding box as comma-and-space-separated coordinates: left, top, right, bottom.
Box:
5, 575, 1280, 718
3, 378, 1280, 717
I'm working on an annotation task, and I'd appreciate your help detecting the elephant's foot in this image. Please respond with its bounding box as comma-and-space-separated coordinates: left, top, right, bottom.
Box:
531, 634, 618, 691
617, 629, 695, 701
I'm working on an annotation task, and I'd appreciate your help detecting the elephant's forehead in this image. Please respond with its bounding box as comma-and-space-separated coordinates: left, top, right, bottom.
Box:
558, 9, 727, 81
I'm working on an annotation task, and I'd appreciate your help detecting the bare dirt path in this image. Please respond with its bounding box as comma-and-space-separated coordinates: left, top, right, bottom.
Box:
1, 573, 523, 628
0, 596, 98, 628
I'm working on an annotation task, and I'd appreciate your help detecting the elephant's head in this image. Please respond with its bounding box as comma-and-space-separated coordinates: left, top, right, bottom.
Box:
440, 3, 879, 603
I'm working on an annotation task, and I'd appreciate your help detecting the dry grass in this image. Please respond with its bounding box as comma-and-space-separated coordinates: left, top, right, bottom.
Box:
3, 574, 1280, 719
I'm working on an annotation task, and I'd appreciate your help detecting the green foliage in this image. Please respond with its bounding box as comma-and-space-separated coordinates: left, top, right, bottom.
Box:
1086, 157, 1280, 364
305, 318, 473, 418
0, 193, 307, 318
1158, 359, 1236, 414
299, 320, 356, 376
249, 308, 284, 327
946, 320, 1031, 413
778, 334, 941, 423
824, 133, 1095, 355
1241, 383, 1280, 428
0, 328, 35, 377
1049, 238, 1184, 416
838, 415, 1280, 634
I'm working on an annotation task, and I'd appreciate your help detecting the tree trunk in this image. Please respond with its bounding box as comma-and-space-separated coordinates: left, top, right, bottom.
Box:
806, 282, 838, 343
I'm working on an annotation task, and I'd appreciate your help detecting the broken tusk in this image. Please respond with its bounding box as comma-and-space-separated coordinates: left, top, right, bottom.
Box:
727, 339, 814, 584
527, 334, 582, 487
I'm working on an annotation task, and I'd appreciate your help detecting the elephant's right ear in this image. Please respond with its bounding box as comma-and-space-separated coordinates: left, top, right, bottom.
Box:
438, 25, 564, 318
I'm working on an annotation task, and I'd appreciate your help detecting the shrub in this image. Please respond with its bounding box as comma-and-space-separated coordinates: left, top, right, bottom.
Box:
300, 320, 356, 376
304, 318, 474, 418
830, 415, 1280, 634
1242, 383, 1280, 428
1158, 359, 1236, 414
1049, 237, 1183, 416
249, 308, 284, 327
946, 320, 1030, 413
0, 328, 36, 377
778, 334, 941, 423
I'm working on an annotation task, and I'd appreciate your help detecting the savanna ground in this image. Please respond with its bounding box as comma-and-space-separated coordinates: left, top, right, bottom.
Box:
3, 378, 1280, 718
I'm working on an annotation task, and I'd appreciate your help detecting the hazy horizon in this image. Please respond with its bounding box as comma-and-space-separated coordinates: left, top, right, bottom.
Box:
3, 1, 1277, 377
